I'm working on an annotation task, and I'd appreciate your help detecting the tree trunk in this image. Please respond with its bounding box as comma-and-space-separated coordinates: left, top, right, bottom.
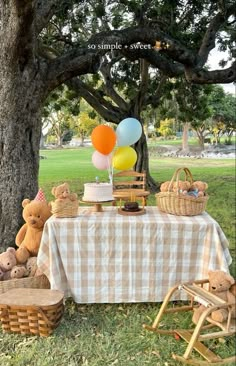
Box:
182, 122, 190, 152
0, 71, 43, 250
134, 131, 158, 192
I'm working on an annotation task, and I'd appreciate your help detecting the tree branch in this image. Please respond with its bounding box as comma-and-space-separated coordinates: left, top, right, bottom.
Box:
144, 74, 167, 107
133, 59, 149, 116
100, 57, 129, 112
185, 61, 236, 84
122, 47, 184, 77
45, 49, 102, 92
67, 78, 122, 124
197, 4, 235, 67
35, 0, 59, 35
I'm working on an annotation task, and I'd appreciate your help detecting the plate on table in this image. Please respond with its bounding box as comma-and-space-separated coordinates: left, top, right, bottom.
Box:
118, 208, 146, 216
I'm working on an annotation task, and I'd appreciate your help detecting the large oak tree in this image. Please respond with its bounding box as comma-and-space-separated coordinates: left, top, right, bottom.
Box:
0, 0, 235, 249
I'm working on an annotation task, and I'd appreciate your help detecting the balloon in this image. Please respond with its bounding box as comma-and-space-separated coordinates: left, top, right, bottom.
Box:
112, 146, 137, 170
91, 125, 116, 155
92, 151, 112, 170
116, 118, 142, 146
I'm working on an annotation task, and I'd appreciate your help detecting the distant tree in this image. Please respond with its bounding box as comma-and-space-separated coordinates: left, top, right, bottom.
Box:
72, 111, 99, 146
208, 86, 236, 143
46, 110, 72, 146
158, 118, 175, 139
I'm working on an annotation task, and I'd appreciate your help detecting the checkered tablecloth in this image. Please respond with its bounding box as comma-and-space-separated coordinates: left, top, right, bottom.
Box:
37, 206, 232, 303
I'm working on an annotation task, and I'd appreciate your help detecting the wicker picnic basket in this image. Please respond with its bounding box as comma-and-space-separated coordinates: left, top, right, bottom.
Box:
156, 167, 209, 216
51, 199, 79, 218
0, 288, 64, 336
0, 273, 50, 294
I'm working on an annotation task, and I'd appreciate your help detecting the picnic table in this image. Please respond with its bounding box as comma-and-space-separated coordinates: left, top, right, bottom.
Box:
37, 206, 231, 303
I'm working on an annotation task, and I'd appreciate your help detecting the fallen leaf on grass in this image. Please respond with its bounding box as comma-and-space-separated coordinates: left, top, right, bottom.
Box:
111, 359, 119, 365
151, 350, 160, 358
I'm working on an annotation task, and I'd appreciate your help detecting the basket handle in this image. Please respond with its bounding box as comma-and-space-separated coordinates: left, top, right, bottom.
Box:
168, 167, 193, 194
36, 304, 64, 326
36, 307, 55, 327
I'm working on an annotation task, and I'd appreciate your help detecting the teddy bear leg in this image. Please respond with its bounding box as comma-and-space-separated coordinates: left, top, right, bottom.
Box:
211, 309, 228, 323
16, 247, 30, 264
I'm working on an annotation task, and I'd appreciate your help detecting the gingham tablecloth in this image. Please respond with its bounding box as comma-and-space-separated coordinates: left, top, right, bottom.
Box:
37, 206, 232, 303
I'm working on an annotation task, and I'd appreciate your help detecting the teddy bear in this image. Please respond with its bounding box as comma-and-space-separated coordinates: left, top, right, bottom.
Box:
50, 182, 78, 217
0, 247, 17, 280
51, 182, 78, 202
10, 265, 28, 279
173, 180, 191, 194
26, 256, 42, 277
192, 270, 236, 324
190, 181, 208, 197
0, 268, 4, 281
15, 198, 52, 264
160, 181, 172, 192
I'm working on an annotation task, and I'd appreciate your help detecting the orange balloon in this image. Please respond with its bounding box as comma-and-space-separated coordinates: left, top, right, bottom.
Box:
91, 125, 116, 155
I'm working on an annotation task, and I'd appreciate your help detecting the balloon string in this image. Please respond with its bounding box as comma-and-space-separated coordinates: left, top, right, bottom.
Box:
107, 155, 113, 184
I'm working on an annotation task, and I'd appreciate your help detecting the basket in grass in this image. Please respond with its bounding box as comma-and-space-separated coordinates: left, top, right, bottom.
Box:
156, 167, 209, 216
0, 288, 64, 336
0, 273, 50, 294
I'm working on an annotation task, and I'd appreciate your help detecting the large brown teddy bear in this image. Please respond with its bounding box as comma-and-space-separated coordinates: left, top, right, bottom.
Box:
15, 198, 52, 264
192, 270, 236, 324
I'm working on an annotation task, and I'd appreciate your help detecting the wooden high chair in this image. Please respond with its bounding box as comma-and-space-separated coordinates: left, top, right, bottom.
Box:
112, 170, 150, 205
143, 279, 236, 365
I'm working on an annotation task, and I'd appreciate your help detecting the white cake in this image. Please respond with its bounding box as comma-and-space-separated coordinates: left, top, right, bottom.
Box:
82, 183, 113, 202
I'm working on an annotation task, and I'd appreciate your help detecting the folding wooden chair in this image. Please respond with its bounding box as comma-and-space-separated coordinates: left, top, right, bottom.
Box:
143, 279, 236, 365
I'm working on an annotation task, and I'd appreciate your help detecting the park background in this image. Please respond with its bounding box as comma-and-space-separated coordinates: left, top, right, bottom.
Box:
0, 1, 236, 365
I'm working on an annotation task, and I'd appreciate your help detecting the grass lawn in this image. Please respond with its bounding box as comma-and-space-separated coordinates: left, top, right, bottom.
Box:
1, 146, 235, 366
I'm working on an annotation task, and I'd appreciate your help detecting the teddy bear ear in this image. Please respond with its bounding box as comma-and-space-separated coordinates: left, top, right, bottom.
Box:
22, 199, 31, 208
51, 187, 56, 195
226, 273, 235, 285
6, 247, 16, 254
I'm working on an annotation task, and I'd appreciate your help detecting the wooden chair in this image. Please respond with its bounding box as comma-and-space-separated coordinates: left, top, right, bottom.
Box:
143, 279, 236, 365
112, 170, 150, 206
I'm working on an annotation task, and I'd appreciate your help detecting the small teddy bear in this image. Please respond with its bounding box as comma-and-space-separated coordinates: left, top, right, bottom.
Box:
10, 265, 28, 279
0, 247, 17, 280
190, 181, 208, 197
173, 180, 191, 194
50, 182, 79, 218
160, 181, 172, 192
192, 270, 236, 324
0, 268, 4, 281
26, 257, 42, 277
51, 183, 78, 202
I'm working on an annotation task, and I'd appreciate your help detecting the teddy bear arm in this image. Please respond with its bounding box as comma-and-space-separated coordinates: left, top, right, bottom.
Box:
15, 224, 28, 246
19, 228, 42, 251
69, 193, 78, 201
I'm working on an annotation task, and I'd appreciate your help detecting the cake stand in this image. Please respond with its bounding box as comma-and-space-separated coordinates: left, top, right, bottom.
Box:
80, 200, 114, 212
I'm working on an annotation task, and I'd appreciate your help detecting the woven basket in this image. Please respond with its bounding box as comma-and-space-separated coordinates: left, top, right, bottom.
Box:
0, 288, 64, 336
51, 199, 78, 218
0, 274, 50, 294
156, 167, 209, 216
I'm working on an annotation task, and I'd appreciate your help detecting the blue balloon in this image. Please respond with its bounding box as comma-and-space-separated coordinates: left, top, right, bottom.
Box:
116, 118, 142, 146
